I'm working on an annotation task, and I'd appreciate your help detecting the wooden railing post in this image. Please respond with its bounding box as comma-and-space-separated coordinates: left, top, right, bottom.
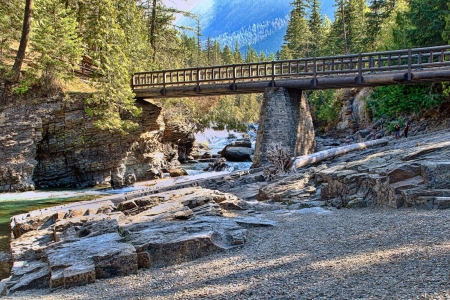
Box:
311, 58, 318, 87
356, 53, 363, 84
195, 67, 201, 93
406, 49, 412, 81
270, 61, 275, 87
161, 71, 166, 96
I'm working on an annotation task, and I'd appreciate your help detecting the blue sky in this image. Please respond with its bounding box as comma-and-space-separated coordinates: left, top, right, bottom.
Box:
164, 0, 203, 22
164, 0, 203, 11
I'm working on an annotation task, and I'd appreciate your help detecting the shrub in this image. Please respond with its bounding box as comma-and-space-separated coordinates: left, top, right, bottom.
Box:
367, 84, 446, 118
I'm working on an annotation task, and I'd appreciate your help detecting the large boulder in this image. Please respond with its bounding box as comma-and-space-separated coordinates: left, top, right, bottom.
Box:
221, 147, 254, 162
169, 168, 188, 177
221, 138, 253, 162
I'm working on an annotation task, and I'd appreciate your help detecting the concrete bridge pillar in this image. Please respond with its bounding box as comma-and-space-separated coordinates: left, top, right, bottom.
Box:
252, 87, 316, 167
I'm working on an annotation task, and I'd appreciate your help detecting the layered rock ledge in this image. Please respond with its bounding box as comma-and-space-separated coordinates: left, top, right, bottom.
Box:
1, 188, 274, 295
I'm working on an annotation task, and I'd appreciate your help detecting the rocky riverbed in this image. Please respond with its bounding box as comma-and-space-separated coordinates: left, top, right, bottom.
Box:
1, 125, 450, 298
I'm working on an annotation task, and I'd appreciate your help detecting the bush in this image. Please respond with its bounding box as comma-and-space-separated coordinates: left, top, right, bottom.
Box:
308, 89, 342, 132
367, 84, 446, 118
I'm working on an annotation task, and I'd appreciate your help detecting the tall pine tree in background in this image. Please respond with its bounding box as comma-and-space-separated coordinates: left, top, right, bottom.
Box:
31, 0, 82, 94
346, 0, 368, 53
0, 0, 23, 62
282, 0, 311, 58
308, 0, 324, 57
402, 0, 449, 47
221, 45, 233, 64
82, 0, 142, 133
365, 0, 395, 50
233, 41, 244, 63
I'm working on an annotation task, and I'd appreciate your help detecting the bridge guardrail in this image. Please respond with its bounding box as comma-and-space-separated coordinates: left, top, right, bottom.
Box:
132, 45, 450, 91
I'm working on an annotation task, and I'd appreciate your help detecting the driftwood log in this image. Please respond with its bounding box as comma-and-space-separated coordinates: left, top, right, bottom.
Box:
292, 138, 389, 170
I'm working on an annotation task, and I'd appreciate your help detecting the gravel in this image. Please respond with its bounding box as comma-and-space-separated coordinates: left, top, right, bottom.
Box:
4, 207, 450, 300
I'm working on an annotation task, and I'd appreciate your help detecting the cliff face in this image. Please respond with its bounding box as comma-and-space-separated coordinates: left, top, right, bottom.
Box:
0, 92, 194, 192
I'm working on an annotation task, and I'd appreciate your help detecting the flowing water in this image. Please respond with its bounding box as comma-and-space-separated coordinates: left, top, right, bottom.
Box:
0, 129, 255, 251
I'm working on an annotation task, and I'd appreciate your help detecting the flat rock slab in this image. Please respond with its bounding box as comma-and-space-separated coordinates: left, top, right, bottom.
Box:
47, 232, 137, 289
123, 215, 275, 269
3, 187, 277, 295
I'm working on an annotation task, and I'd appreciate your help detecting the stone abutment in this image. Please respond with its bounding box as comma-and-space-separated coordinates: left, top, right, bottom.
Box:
252, 87, 316, 167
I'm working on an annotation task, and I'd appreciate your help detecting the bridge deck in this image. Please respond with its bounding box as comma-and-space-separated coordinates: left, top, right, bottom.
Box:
132, 45, 450, 99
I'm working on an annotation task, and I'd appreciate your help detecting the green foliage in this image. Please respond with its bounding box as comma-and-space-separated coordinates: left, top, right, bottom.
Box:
81, 0, 147, 134
367, 84, 446, 118
206, 94, 262, 131
0, 0, 23, 61
282, 0, 312, 58
161, 93, 262, 132
401, 0, 449, 47
12, 79, 30, 95
308, 89, 342, 129
31, 0, 83, 94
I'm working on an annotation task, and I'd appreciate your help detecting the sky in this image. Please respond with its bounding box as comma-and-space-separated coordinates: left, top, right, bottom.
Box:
164, 0, 203, 12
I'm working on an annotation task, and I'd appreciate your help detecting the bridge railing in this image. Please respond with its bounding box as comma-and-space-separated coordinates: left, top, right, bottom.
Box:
132, 45, 450, 90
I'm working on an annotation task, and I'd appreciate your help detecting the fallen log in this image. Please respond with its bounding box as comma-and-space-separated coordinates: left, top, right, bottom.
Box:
292, 138, 389, 170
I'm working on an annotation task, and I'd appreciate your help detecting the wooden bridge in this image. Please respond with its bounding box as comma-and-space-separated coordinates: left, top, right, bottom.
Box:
132, 45, 450, 99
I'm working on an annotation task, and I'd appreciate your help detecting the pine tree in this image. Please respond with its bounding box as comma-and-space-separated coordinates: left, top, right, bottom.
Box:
0, 0, 23, 61
212, 40, 222, 65
346, 0, 368, 52
283, 0, 312, 58
31, 0, 82, 93
233, 41, 244, 63
259, 51, 266, 62
404, 0, 449, 47
9, 0, 33, 82
82, 0, 142, 133
222, 45, 233, 64
308, 0, 324, 57
245, 45, 259, 63
329, 0, 368, 54
365, 0, 395, 50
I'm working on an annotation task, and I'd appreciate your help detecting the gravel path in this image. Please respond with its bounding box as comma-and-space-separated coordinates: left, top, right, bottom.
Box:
4, 208, 450, 300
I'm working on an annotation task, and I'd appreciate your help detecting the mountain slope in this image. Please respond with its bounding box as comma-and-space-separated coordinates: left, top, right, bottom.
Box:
176, 0, 335, 55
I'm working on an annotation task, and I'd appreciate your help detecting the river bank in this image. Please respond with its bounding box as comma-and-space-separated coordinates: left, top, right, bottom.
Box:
3, 207, 450, 300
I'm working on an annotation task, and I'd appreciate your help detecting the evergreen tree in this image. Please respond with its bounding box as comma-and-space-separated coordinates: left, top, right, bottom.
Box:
116, 0, 151, 72
308, 0, 324, 57
259, 51, 266, 62
179, 34, 197, 67
233, 41, 244, 63
245, 45, 259, 63
212, 40, 222, 65
0, 0, 23, 61
402, 0, 449, 47
221, 45, 233, 64
348, 0, 367, 52
205, 37, 213, 65
283, 0, 312, 58
365, 0, 395, 50
329, 0, 368, 54
83, 0, 141, 133
31, 0, 82, 92
9, 0, 33, 82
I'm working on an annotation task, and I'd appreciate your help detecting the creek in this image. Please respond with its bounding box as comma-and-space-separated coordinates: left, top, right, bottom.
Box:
0, 129, 255, 251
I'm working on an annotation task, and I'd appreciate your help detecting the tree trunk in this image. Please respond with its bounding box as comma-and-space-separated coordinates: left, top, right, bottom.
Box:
149, 0, 157, 62
10, 0, 33, 83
